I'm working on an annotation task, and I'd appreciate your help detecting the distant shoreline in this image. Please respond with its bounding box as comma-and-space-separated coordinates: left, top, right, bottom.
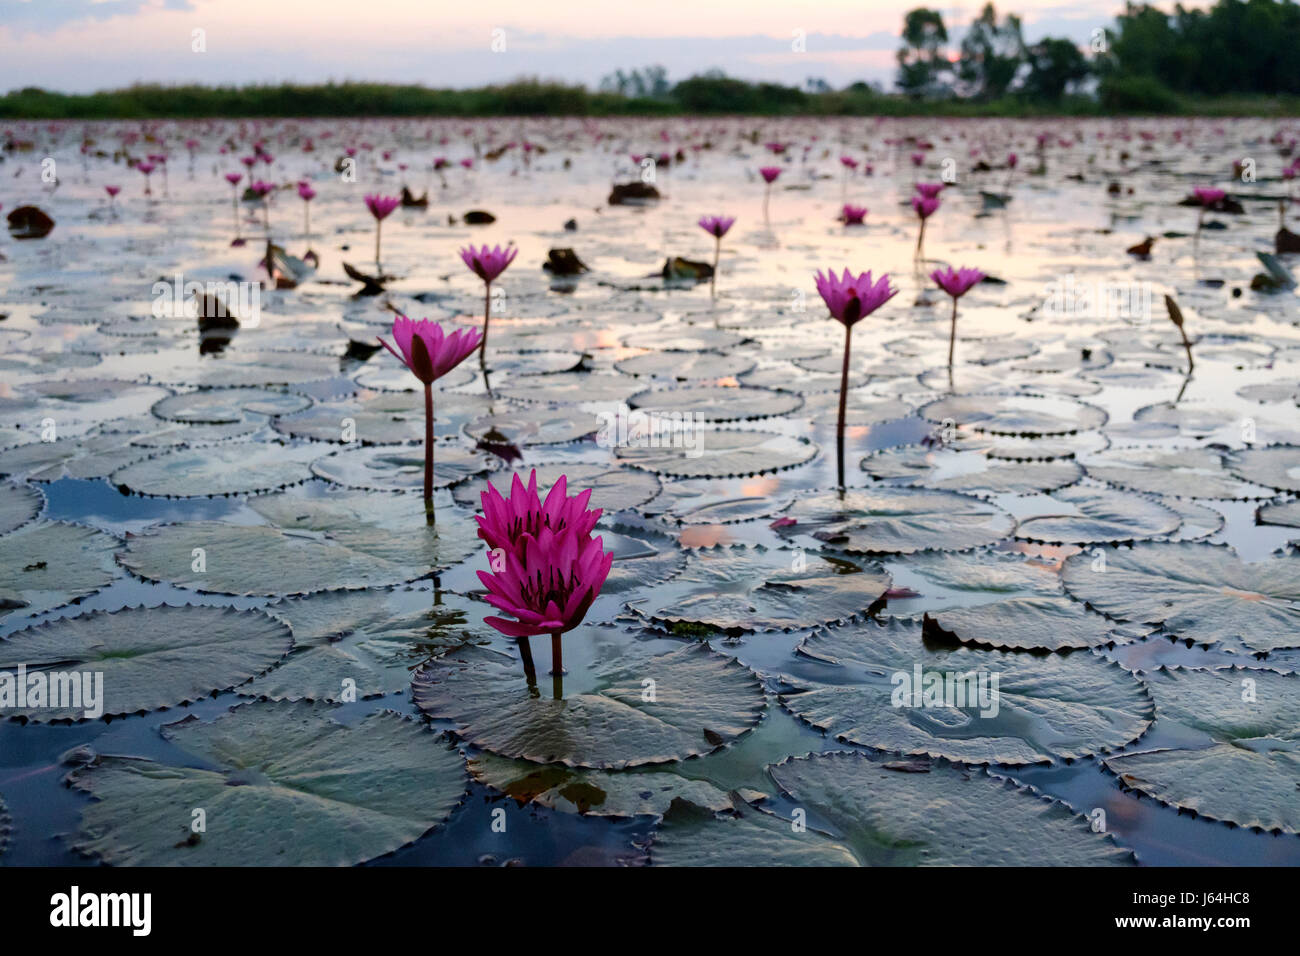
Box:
3, 82, 1299, 120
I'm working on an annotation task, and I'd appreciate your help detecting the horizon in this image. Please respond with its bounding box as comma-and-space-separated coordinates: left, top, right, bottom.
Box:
0, 0, 1210, 96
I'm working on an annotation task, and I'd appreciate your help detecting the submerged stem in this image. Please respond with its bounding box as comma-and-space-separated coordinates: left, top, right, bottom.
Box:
423, 382, 434, 524
551, 631, 564, 700
480, 281, 492, 366
836, 322, 852, 490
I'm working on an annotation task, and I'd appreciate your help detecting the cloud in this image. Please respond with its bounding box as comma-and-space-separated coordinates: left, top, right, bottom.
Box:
0, 0, 195, 35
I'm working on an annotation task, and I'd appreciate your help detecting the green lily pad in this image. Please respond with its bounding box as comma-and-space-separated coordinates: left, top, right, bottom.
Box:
244, 588, 498, 702
0, 521, 119, 622
1015, 486, 1182, 544
1105, 667, 1300, 833
0, 606, 291, 721
1061, 542, 1300, 652
781, 487, 1015, 554
616, 429, 817, 478
120, 491, 479, 596
930, 596, 1131, 651
412, 629, 765, 769
468, 751, 732, 820
66, 701, 467, 865
653, 752, 1133, 866
781, 617, 1152, 764
1085, 446, 1267, 499
112, 442, 321, 497
641, 547, 890, 632
1228, 445, 1300, 493
0, 481, 43, 535
152, 387, 310, 424
629, 386, 803, 422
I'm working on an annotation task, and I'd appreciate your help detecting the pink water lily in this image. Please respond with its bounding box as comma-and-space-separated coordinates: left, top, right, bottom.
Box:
459, 243, 518, 364
912, 194, 940, 259
931, 266, 987, 371
840, 204, 868, 225
476, 470, 613, 683
377, 315, 483, 518
297, 182, 316, 235
759, 166, 781, 224
814, 268, 898, 487
365, 194, 400, 266
699, 216, 736, 297
1193, 186, 1226, 206
914, 182, 944, 200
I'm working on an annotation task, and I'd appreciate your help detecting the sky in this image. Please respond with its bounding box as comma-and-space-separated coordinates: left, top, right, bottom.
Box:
0, 0, 1173, 94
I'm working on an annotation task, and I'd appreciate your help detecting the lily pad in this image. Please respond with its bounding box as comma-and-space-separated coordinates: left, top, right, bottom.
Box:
781, 617, 1152, 764
930, 596, 1129, 651
1061, 542, 1300, 652
311, 443, 489, 491
152, 388, 310, 424
642, 547, 890, 632
0, 606, 292, 721
1258, 499, 1300, 529
919, 394, 1106, 436
616, 351, 755, 380
0, 482, 43, 535
120, 491, 479, 596
780, 487, 1015, 554
1015, 486, 1182, 544
0, 521, 120, 622
245, 588, 498, 702
497, 373, 641, 405
652, 752, 1133, 866
273, 392, 493, 444
863, 444, 1083, 495
112, 442, 321, 497
1105, 667, 1300, 833
451, 464, 661, 513
1085, 446, 1266, 500
616, 429, 817, 478
629, 385, 803, 422
464, 409, 602, 446
0, 434, 152, 482
67, 701, 467, 865
411, 629, 765, 769
1228, 445, 1300, 494
468, 752, 732, 820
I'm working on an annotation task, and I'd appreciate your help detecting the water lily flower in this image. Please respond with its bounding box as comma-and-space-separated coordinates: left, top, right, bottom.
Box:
699, 215, 735, 297
912, 194, 940, 258
377, 315, 483, 519
840, 204, 868, 225
104, 185, 120, 209
297, 181, 316, 234
475, 470, 613, 682
459, 243, 518, 364
364, 193, 401, 266
931, 266, 986, 370
914, 182, 944, 199
136, 161, 155, 195
814, 268, 898, 487
759, 166, 781, 223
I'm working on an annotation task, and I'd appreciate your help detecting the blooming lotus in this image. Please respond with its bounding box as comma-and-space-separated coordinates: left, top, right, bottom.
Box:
931, 266, 987, 370
814, 268, 898, 487
912, 194, 940, 259
377, 315, 483, 518
459, 243, 518, 364
759, 166, 781, 223
297, 182, 316, 235
699, 216, 736, 296
840, 204, 868, 226
476, 470, 613, 680
364, 194, 401, 266
914, 182, 944, 199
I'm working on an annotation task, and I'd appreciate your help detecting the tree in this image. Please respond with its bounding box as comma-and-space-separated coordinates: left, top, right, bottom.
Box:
895, 8, 950, 98
1023, 38, 1090, 101
956, 3, 1025, 100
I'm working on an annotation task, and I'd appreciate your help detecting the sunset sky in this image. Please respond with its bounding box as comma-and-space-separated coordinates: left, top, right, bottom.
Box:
0, 0, 1188, 93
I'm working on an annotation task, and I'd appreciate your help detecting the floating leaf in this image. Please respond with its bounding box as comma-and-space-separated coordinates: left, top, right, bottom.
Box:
112, 442, 321, 497
863, 444, 1083, 495
616, 351, 755, 380
311, 443, 489, 491
120, 491, 478, 596
0, 606, 291, 721
451, 463, 661, 513
641, 547, 890, 632
1061, 542, 1300, 652
919, 394, 1106, 436
1105, 667, 1300, 833
468, 752, 732, 820
152, 387, 309, 424
781, 487, 1015, 554
0, 522, 119, 622
1085, 446, 1266, 499
273, 391, 492, 444
67, 701, 467, 865
0, 482, 43, 535
1258, 499, 1300, 529
653, 752, 1133, 866
1015, 485, 1182, 544
616, 429, 817, 478
412, 629, 765, 769
630, 386, 802, 422
0, 434, 152, 482
1228, 445, 1300, 494
781, 617, 1152, 764
930, 596, 1130, 651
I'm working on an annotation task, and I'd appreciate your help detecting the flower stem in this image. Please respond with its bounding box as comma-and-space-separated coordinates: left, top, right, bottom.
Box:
518, 636, 537, 682
423, 382, 434, 524
551, 631, 563, 700
711, 236, 720, 299
836, 323, 852, 490
375, 220, 382, 270
480, 281, 492, 366
947, 296, 959, 368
